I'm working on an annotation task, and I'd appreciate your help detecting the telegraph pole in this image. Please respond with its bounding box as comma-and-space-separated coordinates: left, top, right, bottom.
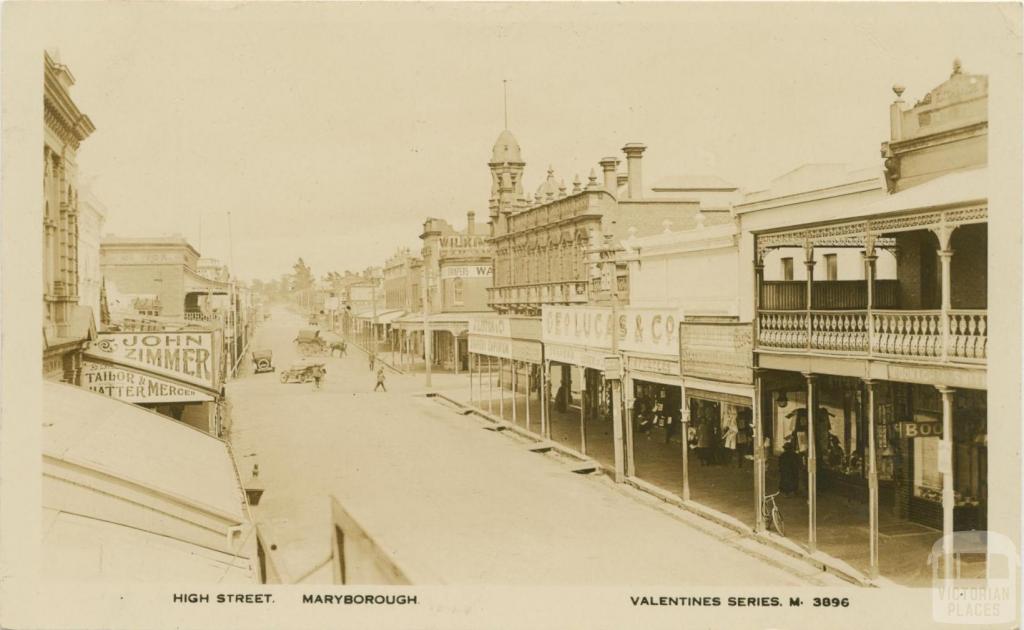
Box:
423, 260, 432, 388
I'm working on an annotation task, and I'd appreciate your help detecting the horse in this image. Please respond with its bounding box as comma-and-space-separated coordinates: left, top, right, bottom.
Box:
329, 340, 347, 357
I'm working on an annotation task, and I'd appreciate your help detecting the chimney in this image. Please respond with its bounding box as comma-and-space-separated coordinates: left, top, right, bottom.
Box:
467, 211, 475, 235
890, 84, 905, 142
622, 143, 647, 200
599, 157, 619, 195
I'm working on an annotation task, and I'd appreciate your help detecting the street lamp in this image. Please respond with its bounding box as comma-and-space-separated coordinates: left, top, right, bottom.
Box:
585, 230, 626, 482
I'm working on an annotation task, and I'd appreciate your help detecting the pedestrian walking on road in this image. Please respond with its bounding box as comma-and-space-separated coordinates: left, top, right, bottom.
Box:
374, 367, 387, 392
310, 364, 325, 391
369, 353, 376, 371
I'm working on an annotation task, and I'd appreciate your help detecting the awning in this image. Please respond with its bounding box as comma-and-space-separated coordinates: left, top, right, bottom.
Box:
42, 382, 256, 582
183, 268, 231, 295
864, 167, 986, 216
374, 310, 406, 325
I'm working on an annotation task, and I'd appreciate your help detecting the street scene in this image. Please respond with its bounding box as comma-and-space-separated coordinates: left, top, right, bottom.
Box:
13, 4, 1021, 629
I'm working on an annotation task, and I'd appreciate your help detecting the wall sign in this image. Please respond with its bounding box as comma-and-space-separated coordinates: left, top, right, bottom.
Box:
469, 316, 512, 338
468, 335, 511, 359
441, 265, 493, 279
545, 343, 609, 370
85, 331, 219, 390
895, 421, 943, 439
82, 359, 216, 403
542, 306, 683, 356
680, 321, 753, 385
626, 355, 679, 376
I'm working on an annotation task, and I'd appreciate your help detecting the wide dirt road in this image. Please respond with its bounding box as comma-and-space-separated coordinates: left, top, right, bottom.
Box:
227, 306, 837, 585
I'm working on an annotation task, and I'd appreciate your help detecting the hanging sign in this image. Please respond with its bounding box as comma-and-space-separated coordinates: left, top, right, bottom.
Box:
81, 360, 216, 403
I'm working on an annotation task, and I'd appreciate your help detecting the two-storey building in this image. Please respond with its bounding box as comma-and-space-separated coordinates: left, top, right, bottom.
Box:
469, 129, 731, 467
737, 60, 988, 584
395, 214, 492, 373
43, 51, 96, 384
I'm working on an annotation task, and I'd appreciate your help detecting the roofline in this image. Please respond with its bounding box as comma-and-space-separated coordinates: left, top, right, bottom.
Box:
735, 175, 884, 215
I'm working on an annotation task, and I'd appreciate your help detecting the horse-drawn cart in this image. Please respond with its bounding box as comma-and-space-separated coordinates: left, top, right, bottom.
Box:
294, 329, 328, 356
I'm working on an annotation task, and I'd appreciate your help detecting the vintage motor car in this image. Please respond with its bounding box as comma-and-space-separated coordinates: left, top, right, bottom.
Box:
279, 359, 326, 384
251, 349, 275, 373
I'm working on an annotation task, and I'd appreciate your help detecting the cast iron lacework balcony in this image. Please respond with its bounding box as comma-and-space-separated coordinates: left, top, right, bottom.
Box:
754, 205, 987, 366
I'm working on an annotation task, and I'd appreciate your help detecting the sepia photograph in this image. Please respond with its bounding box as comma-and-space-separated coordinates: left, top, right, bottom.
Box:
1, 2, 1021, 629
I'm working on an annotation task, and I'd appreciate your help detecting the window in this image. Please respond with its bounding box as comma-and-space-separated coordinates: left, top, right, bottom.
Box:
825, 254, 838, 281
781, 257, 794, 281
453, 277, 464, 306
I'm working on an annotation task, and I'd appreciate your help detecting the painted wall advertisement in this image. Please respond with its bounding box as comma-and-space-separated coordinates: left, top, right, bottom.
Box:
84, 331, 220, 390
541, 306, 682, 356
82, 360, 216, 403
441, 264, 493, 279
468, 316, 542, 362
679, 321, 753, 384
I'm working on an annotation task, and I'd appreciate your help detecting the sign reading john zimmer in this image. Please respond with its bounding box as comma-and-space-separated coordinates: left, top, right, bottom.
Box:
85, 332, 219, 390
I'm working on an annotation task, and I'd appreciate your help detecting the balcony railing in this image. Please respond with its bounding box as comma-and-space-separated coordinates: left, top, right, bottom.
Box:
758, 308, 987, 365
487, 280, 589, 308
760, 280, 900, 310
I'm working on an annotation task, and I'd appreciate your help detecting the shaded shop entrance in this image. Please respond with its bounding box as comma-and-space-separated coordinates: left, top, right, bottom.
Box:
468, 316, 545, 434
683, 387, 755, 528
758, 370, 988, 585
545, 345, 617, 469
624, 356, 683, 498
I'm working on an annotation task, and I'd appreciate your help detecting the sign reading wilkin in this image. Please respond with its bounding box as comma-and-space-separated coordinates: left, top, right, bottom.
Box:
85, 332, 220, 390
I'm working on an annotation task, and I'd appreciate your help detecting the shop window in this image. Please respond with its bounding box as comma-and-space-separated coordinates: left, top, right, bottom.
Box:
781, 257, 794, 281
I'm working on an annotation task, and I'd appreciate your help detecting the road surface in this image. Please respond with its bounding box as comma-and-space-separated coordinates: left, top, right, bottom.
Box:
227, 306, 843, 585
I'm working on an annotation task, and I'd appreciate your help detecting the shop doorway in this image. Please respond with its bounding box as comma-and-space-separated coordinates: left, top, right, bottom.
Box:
630, 379, 684, 495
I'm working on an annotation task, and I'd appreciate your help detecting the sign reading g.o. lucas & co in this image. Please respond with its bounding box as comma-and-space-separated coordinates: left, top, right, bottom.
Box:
541, 306, 683, 356
84, 331, 220, 390
82, 359, 216, 403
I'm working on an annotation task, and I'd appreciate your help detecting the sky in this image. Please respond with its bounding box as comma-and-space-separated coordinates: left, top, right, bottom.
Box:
30, 2, 1020, 281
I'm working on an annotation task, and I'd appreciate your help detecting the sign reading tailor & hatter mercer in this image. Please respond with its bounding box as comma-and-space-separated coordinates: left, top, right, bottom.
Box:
81, 360, 216, 403
542, 306, 682, 356
85, 331, 219, 390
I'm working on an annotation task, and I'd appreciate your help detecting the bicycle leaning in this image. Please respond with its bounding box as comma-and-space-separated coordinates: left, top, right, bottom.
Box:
762, 491, 785, 537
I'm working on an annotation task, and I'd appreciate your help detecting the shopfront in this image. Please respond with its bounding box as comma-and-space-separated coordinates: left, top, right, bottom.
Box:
618, 308, 686, 494
542, 306, 617, 466
675, 320, 755, 525
757, 367, 988, 584
468, 316, 544, 432
82, 330, 223, 435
